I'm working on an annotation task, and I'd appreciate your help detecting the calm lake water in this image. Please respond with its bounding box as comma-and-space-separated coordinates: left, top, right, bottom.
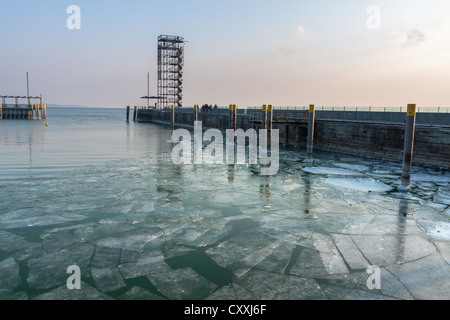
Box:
0, 108, 449, 300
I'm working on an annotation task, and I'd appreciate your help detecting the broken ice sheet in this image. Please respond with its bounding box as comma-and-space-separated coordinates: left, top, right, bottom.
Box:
95, 227, 163, 251
289, 247, 329, 278
118, 249, 173, 279
0, 209, 87, 229
147, 268, 216, 300
411, 173, 450, 183
91, 268, 126, 293
117, 286, 166, 300
335, 163, 369, 172
325, 178, 391, 193
418, 220, 450, 241
206, 230, 280, 277
0, 231, 33, 252
33, 282, 113, 300
27, 243, 95, 291
235, 269, 326, 300
387, 253, 450, 300
312, 233, 348, 275
174, 223, 234, 247
350, 235, 436, 267
331, 234, 369, 270
302, 167, 364, 176
0, 257, 22, 300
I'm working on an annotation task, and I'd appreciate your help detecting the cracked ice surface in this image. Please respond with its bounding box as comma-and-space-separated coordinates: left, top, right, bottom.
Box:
0, 123, 449, 300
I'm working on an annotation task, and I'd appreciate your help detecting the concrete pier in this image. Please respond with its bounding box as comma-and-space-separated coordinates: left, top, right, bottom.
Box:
134, 106, 450, 168
0, 95, 47, 120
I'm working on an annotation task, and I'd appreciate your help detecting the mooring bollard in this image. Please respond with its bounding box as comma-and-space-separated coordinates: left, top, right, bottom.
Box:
133, 106, 137, 122
401, 104, 417, 189
126, 106, 130, 122
307, 104, 316, 160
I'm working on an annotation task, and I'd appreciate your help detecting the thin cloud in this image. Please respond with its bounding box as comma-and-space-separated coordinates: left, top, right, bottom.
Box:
401, 29, 426, 48
294, 24, 307, 36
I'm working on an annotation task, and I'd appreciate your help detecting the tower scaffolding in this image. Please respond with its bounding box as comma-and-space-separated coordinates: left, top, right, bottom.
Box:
157, 35, 185, 109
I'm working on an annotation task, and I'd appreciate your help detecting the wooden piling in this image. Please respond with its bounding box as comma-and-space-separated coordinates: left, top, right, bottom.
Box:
401, 104, 417, 188
0, 104, 2, 120
234, 105, 237, 130
262, 105, 267, 131
126, 106, 130, 122
35, 104, 40, 120
41, 105, 47, 120
172, 105, 175, 130
268, 105, 273, 145
229, 105, 234, 130
307, 104, 316, 159
133, 106, 137, 122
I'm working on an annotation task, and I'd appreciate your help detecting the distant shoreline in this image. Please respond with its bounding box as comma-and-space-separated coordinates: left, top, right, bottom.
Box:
47, 105, 88, 109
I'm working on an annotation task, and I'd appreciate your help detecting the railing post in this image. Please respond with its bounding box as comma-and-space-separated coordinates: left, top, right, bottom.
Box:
401, 104, 417, 189
307, 104, 316, 160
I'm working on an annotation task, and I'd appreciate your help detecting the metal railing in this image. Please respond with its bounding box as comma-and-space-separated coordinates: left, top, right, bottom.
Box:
138, 106, 450, 127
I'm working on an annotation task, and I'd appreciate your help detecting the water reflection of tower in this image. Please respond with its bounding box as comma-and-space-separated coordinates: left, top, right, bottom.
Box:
260, 176, 271, 201
396, 198, 409, 263
227, 164, 236, 184
301, 172, 313, 215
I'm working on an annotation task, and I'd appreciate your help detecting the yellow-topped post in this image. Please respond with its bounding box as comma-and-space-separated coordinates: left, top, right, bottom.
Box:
267, 105, 273, 144
133, 106, 137, 122
41, 104, 47, 120
233, 105, 238, 130
194, 104, 199, 122
229, 104, 235, 130
401, 104, 417, 188
0, 103, 2, 120
306, 104, 316, 160
262, 105, 267, 131
172, 105, 175, 130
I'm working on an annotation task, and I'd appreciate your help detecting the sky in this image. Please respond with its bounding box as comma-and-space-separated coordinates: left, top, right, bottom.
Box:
1, 0, 449, 108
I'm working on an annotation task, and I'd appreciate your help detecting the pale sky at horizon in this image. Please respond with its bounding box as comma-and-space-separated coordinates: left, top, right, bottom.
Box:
1, 0, 449, 108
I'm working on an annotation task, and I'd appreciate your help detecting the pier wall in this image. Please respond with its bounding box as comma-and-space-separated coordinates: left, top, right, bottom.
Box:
0, 107, 34, 120
136, 109, 450, 168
